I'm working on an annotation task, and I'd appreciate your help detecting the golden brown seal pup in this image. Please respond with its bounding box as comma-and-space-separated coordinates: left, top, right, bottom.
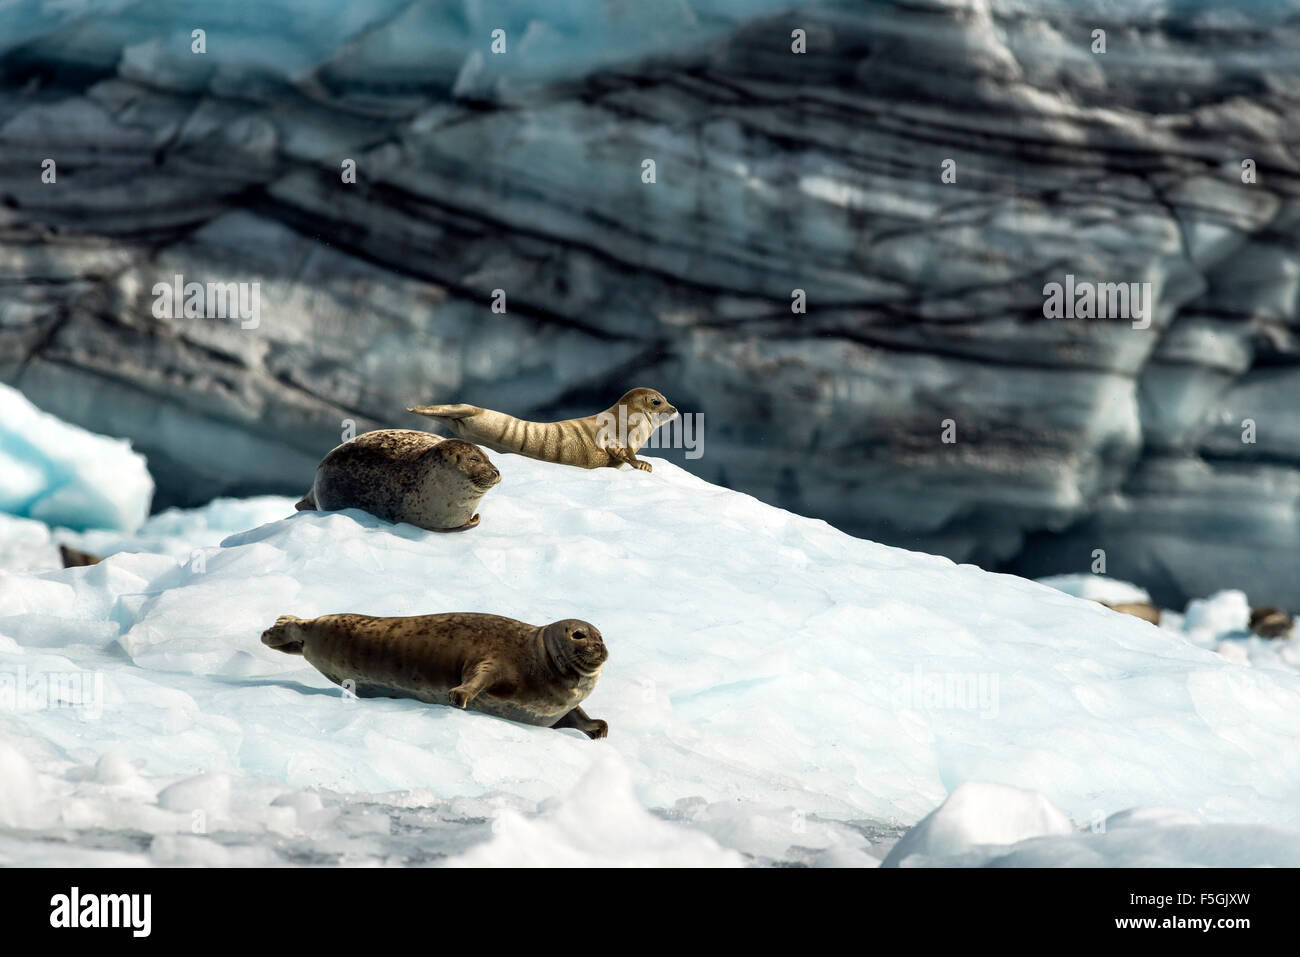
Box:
295, 431, 500, 532
1249, 606, 1294, 639
261, 612, 609, 738
408, 388, 677, 472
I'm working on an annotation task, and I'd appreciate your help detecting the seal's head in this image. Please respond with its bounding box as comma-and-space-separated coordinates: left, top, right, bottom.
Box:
617, 388, 678, 424
434, 439, 501, 490
615, 389, 679, 447
541, 619, 609, 677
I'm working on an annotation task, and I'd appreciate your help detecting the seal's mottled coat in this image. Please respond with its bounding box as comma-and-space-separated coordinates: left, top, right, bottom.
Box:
296, 430, 500, 531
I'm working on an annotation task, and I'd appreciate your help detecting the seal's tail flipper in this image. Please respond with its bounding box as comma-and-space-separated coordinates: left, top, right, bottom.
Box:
295, 490, 316, 511
407, 403, 479, 422
261, 615, 308, 654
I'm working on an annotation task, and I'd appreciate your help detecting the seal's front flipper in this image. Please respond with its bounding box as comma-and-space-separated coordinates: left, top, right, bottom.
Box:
611, 447, 652, 472
449, 660, 497, 708
295, 491, 316, 510
436, 513, 480, 532
408, 403, 480, 420
553, 706, 608, 740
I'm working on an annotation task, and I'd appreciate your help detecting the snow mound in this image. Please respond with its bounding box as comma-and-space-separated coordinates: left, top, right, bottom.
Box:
888, 786, 1300, 867
2, 451, 1300, 864
1037, 574, 1151, 606
1183, 590, 1251, 639
445, 757, 743, 867
0, 740, 42, 828
0, 384, 153, 532
882, 781, 1073, 866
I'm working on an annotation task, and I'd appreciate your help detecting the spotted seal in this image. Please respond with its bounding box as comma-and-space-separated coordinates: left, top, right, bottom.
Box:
296, 430, 500, 531
261, 612, 609, 738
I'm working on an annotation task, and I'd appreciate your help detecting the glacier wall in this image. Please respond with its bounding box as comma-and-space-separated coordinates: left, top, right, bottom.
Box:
1, 0, 1297, 606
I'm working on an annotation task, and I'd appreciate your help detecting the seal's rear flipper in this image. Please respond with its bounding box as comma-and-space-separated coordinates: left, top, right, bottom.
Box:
553, 706, 609, 740
407, 403, 479, 421
295, 491, 316, 511
261, 615, 308, 654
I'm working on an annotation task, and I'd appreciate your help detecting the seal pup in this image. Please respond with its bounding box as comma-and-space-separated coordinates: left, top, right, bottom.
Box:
1249, 606, 1294, 639
408, 388, 677, 472
295, 431, 500, 532
261, 612, 609, 738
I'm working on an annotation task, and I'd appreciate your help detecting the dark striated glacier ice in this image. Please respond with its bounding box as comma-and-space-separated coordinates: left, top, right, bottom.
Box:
1, 0, 1297, 607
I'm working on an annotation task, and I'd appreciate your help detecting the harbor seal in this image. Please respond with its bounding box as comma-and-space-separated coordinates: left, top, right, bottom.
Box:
1249, 606, 1294, 639
408, 388, 677, 472
1098, 600, 1161, 625
295, 430, 500, 532
59, 545, 102, 567
261, 612, 609, 738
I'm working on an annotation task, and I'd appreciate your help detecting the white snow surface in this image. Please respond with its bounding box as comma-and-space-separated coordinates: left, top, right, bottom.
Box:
0, 384, 153, 533
2, 451, 1300, 865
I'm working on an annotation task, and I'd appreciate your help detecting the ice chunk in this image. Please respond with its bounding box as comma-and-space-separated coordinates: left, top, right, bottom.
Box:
156, 773, 232, 822
0, 454, 1298, 865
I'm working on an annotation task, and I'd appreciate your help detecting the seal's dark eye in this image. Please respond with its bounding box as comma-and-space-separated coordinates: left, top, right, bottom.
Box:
571, 630, 587, 641
652, 398, 661, 406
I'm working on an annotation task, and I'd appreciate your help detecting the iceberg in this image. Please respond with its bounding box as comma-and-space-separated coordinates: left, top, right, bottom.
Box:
0, 384, 153, 533
1, 445, 1299, 864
